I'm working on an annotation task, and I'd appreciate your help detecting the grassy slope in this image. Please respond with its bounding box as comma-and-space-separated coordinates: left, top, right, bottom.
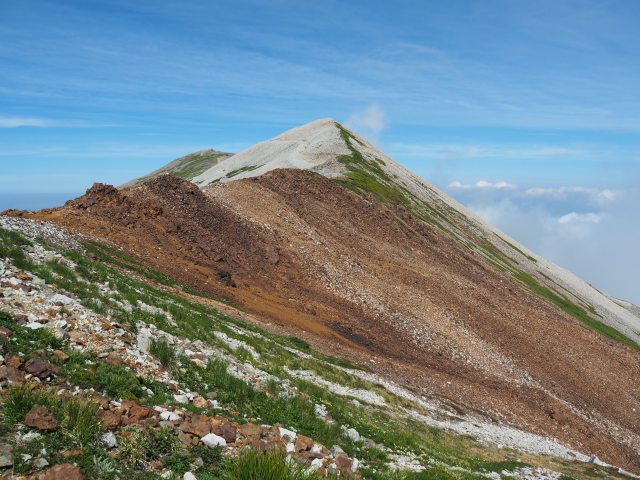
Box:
125, 150, 232, 187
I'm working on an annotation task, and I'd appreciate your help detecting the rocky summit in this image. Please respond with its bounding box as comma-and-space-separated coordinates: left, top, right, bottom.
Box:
1, 120, 639, 480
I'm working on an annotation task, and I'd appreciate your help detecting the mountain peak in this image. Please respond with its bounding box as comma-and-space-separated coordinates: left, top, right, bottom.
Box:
192, 118, 356, 186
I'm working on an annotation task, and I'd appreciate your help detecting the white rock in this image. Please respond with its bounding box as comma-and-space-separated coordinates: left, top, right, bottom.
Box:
174, 394, 189, 404
101, 431, 118, 449
136, 328, 153, 352
308, 458, 323, 471
310, 444, 323, 454
160, 411, 181, 421
314, 403, 328, 418
183, 473, 197, 480
26, 322, 45, 330
286, 442, 295, 453
279, 427, 297, 442
19, 431, 42, 442
51, 293, 73, 305
33, 457, 49, 469
201, 433, 226, 448
341, 426, 361, 443
352, 458, 360, 472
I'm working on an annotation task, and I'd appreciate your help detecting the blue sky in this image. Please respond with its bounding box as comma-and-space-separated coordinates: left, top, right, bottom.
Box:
1, 0, 639, 301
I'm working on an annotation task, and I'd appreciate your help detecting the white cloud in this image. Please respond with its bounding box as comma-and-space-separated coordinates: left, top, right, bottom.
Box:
458, 185, 640, 304
0, 116, 48, 128
448, 180, 516, 190
524, 186, 620, 204
557, 212, 602, 224
390, 143, 579, 160
345, 104, 386, 138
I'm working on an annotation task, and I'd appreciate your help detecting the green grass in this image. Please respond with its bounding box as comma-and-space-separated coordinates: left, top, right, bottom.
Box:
129, 150, 230, 185
2, 385, 102, 448
226, 165, 259, 178
63, 353, 169, 403
149, 337, 178, 369
84, 240, 176, 286
223, 449, 322, 480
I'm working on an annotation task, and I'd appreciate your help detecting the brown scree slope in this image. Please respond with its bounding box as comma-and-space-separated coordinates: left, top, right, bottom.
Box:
22, 171, 640, 471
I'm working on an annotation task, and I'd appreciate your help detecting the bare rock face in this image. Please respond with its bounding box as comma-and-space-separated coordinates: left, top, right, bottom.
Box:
25, 405, 58, 431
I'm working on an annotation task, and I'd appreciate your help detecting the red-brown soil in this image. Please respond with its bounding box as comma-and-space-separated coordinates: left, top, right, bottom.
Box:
19, 171, 640, 471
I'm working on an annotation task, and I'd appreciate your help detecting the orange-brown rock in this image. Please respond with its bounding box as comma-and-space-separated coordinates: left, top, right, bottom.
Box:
181, 417, 211, 437
25, 405, 58, 431
41, 463, 83, 480
97, 409, 121, 430
294, 434, 314, 452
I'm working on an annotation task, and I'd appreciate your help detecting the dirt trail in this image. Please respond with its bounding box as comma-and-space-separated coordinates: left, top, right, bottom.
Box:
18, 171, 640, 472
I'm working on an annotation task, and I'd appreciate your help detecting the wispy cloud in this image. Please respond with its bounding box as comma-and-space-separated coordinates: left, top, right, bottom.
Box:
557, 212, 602, 224
525, 186, 619, 203
345, 104, 386, 139
448, 180, 516, 190
390, 143, 579, 160
0, 116, 49, 128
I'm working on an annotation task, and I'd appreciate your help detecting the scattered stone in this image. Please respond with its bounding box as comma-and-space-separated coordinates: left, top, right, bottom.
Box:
0, 326, 12, 341
174, 394, 189, 404
104, 352, 123, 366
101, 432, 118, 449
201, 433, 226, 448
97, 409, 121, 430
160, 411, 181, 422
279, 426, 297, 442
52, 350, 69, 362
295, 434, 314, 452
25, 405, 58, 431
183, 473, 197, 480
341, 426, 360, 443
181, 418, 211, 437
34, 457, 50, 469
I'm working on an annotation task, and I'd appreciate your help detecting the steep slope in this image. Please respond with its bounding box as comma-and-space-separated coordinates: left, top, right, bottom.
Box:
122, 148, 232, 187
194, 119, 640, 346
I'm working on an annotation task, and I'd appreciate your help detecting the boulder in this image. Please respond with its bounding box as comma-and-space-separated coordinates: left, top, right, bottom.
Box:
25, 405, 58, 431
201, 433, 226, 448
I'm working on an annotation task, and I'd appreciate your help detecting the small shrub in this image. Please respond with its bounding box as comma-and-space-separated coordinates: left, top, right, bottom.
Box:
61, 397, 101, 447
146, 426, 177, 459
288, 336, 310, 350
2, 383, 46, 424
149, 338, 177, 369
119, 428, 151, 467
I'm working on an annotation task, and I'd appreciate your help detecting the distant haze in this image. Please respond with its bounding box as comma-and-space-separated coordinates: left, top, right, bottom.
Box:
0, 193, 78, 212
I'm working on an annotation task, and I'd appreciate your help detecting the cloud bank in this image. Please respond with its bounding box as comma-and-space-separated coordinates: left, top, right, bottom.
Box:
446, 181, 640, 304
